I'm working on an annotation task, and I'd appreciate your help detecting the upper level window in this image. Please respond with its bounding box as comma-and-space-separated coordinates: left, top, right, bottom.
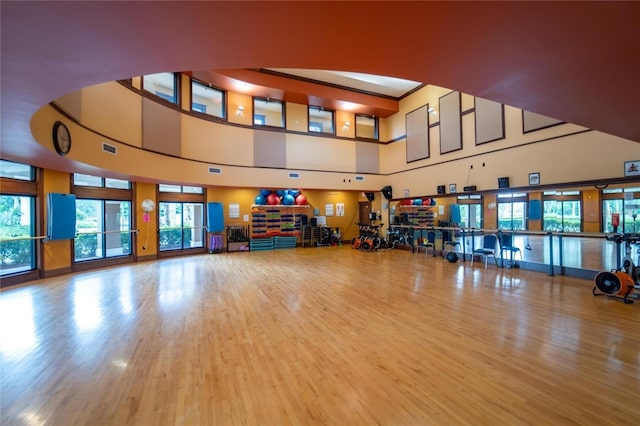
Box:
0, 160, 34, 181
159, 184, 203, 194
73, 173, 130, 189
253, 98, 284, 128
191, 79, 225, 119
309, 107, 334, 134
355, 114, 378, 140
143, 72, 178, 104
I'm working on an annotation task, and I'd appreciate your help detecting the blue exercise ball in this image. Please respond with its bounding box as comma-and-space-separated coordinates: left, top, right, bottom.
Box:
288, 189, 300, 197
276, 189, 286, 197
413, 199, 423, 206
260, 189, 271, 196
255, 194, 266, 205
282, 194, 295, 205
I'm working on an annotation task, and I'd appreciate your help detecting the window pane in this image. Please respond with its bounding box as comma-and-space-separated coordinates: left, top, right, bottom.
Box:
143, 72, 177, 104
105, 178, 130, 189
309, 107, 334, 134
191, 80, 224, 118
159, 184, 181, 193
182, 203, 204, 248
75, 199, 104, 261
355, 115, 378, 139
0, 160, 33, 181
159, 202, 183, 251
512, 202, 526, 230
182, 186, 203, 194
603, 199, 623, 233
470, 204, 482, 228
459, 205, 469, 228
105, 201, 131, 257
623, 198, 640, 233
543, 200, 560, 231
253, 98, 284, 127
497, 202, 513, 230
74, 173, 103, 187
0, 195, 35, 275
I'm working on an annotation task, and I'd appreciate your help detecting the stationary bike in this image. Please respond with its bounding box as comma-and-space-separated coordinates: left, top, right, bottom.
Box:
593, 233, 640, 304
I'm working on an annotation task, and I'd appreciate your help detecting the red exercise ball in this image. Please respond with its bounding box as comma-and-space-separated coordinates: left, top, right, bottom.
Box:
295, 194, 307, 205
401, 199, 412, 205
267, 192, 280, 205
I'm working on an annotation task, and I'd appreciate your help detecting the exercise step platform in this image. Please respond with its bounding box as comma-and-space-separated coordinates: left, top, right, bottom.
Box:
250, 237, 275, 251
274, 236, 297, 249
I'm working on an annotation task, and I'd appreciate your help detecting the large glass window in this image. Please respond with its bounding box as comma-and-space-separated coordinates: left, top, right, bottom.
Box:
75, 200, 131, 261
159, 202, 204, 251
159, 184, 203, 194
457, 195, 483, 228
543, 191, 581, 232
191, 79, 225, 119
74, 173, 130, 189
355, 114, 378, 140
0, 160, 34, 181
0, 195, 36, 276
0, 160, 37, 278
309, 107, 335, 134
253, 97, 284, 128
497, 193, 527, 230
143, 72, 178, 104
73, 173, 132, 262
603, 187, 640, 232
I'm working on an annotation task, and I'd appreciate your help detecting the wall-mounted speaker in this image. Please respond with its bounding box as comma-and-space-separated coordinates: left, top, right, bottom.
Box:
381, 186, 393, 200
437, 185, 446, 194
463, 185, 477, 192
498, 177, 510, 189
365, 192, 375, 201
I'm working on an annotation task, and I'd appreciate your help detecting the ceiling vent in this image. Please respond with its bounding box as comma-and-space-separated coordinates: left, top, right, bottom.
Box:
288, 172, 301, 179
102, 143, 117, 155
208, 166, 222, 175
355, 175, 365, 181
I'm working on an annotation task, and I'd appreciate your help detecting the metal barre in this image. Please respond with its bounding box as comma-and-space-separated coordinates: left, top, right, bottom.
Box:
0, 229, 140, 243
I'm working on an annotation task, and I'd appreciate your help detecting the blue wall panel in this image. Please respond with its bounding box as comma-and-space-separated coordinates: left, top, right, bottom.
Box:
47, 193, 76, 240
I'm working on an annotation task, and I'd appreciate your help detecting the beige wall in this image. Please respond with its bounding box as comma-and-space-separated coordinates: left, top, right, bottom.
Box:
41, 79, 639, 202
42, 169, 72, 273
136, 182, 158, 257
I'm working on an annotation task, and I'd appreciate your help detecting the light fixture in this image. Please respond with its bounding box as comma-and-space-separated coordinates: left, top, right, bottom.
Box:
343, 121, 350, 131
236, 105, 244, 117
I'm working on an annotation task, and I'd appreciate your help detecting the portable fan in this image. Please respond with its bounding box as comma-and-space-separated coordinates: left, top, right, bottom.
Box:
141, 199, 155, 250
141, 199, 155, 212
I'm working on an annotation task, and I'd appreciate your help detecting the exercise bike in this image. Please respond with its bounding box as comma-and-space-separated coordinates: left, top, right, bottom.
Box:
593, 233, 640, 304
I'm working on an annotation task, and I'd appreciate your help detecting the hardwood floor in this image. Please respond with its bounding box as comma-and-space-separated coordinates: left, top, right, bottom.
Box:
2, 246, 639, 425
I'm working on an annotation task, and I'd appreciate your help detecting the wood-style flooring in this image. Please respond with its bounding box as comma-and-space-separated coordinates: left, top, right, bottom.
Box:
1, 246, 639, 425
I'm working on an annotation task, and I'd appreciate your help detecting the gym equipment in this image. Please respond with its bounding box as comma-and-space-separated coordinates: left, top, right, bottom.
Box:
445, 252, 459, 263
351, 222, 389, 251
593, 233, 640, 304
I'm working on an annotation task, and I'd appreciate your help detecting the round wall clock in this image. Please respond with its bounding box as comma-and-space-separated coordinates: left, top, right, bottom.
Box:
52, 121, 71, 156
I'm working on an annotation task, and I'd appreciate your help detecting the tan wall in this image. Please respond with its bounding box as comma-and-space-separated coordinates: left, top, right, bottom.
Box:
40, 79, 639, 203
285, 103, 308, 133
227, 92, 252, 126
582, 189, 601, 233
335, 110, 355, 139
136, 183, 158, 256
42, 169, 72, 273
82, 83, 144, 147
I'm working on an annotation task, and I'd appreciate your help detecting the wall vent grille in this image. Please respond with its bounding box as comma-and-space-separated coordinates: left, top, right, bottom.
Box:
102, 143, 117, 155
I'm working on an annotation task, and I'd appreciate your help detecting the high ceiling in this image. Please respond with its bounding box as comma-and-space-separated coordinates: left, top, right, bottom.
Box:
1, 1, 639, 174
